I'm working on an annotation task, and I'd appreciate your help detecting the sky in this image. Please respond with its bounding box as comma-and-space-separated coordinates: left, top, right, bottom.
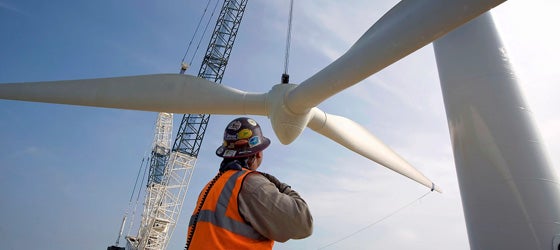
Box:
0, 1, 559, 250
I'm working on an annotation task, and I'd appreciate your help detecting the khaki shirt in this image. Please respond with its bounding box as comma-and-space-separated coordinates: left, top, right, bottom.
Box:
238, 173, 313, 242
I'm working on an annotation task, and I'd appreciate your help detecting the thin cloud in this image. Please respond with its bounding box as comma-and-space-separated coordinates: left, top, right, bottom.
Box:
0, 2, 29, 17
292, 1, 390, 62
22, 146, 56, 159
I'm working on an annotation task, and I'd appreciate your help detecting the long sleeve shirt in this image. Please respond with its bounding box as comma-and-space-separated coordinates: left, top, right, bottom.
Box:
237, 172, 313, 242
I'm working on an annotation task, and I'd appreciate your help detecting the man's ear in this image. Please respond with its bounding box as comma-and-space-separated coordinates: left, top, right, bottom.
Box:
256, 151, 263, 159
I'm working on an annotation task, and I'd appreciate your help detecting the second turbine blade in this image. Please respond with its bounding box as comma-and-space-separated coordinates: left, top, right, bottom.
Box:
307, 108, 441, 193
286, 0, 505, 114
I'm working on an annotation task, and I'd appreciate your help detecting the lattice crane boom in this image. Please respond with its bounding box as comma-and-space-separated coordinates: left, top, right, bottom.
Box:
125, 1, 249, 249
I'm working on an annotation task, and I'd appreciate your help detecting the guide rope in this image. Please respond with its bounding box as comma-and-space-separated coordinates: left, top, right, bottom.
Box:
317, 190, 433, 249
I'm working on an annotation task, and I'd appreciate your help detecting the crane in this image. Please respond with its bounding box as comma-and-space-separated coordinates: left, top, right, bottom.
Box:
1, 1, 559, 250
106, 1, 249, 249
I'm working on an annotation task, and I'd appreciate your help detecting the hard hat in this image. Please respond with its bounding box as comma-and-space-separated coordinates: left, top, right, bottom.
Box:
216, 117, 271, 158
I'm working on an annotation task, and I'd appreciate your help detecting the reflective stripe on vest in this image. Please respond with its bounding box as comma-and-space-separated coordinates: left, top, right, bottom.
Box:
189, 170, 265, 240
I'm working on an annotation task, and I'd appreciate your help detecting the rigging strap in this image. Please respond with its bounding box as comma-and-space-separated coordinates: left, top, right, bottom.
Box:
282, 0, 295, 83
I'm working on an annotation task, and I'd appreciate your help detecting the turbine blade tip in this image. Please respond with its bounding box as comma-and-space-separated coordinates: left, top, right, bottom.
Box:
431, 183, 443, 193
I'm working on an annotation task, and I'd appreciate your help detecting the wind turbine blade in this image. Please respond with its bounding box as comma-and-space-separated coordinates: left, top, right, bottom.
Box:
0, 74, 266, 115
308, 108, 441, 193
286, 0, 505, 113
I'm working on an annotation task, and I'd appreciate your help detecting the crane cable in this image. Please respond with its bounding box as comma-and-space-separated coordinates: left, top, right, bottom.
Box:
317, 190, 433, 249
281, 0, 294, 83
180, 0, 220, 73
114, 157, 146, 246
112, 155, 150, 246
126, 156, 150, 237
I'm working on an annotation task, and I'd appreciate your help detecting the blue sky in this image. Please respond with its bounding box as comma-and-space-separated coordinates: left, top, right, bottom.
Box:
0, 1, 559, 249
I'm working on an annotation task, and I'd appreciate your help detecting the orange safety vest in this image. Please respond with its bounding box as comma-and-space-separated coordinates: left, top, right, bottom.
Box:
186, 169, 274, 250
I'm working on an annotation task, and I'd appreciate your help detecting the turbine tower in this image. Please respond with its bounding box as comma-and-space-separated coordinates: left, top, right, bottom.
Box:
434, 12, 560, 249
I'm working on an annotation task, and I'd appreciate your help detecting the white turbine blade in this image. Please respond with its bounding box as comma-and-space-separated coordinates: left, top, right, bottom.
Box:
308, 108, 441, 193
286, 0, 505, 113
0, 74, 266, 115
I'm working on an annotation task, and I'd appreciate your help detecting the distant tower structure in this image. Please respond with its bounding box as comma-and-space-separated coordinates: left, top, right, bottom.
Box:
135, 112, 177, 250
122, 0, 249, 249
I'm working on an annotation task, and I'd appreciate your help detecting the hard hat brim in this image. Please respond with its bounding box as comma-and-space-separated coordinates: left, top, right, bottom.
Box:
215, 136, 270, 158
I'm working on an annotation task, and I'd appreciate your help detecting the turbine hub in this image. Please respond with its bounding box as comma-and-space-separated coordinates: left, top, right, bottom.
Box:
267, 83, 314, 145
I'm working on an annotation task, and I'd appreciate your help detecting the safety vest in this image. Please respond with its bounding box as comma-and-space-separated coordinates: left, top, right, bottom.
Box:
186, 169, 274, 250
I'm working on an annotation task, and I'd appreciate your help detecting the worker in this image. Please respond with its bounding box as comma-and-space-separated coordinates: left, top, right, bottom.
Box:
185, 117, 313, 249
